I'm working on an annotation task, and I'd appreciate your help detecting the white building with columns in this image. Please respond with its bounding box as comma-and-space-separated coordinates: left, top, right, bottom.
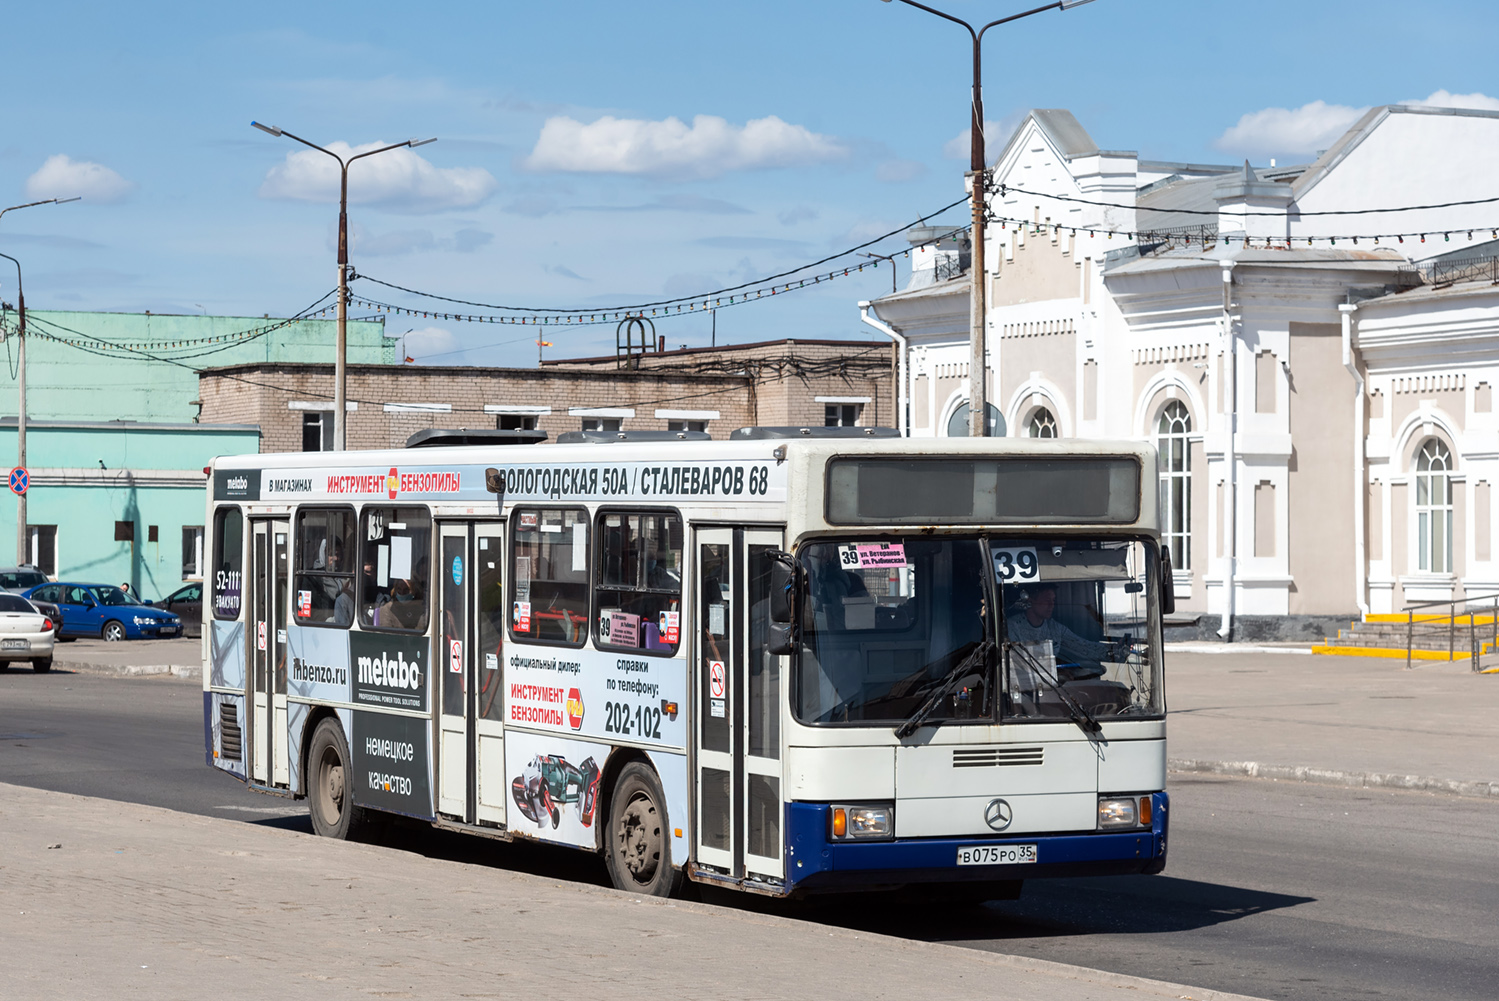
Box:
862, 106, 1499, 640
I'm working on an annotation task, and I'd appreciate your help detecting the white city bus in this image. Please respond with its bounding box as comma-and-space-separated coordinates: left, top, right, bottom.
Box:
202, 427, 1170, 898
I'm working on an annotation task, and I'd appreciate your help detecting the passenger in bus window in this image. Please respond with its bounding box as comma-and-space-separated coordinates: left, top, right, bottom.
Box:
333, 576, 355, 626
1006, 585, 1109, 680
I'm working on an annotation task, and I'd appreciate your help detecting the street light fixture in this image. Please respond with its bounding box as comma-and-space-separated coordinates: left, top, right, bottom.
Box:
251, 122, 437, 450
878, 0, 1099, 436
0, 196, 81, 565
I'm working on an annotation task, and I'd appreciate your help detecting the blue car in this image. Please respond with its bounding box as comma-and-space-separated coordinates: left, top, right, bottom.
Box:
23, 582, 183, 641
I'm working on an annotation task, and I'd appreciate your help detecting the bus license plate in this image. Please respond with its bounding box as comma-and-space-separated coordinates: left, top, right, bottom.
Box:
957, 844, 1036, 866
2, 639, 28, 651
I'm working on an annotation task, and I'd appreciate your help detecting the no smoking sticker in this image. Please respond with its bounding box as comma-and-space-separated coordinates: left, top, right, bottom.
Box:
709, 660, 726, 699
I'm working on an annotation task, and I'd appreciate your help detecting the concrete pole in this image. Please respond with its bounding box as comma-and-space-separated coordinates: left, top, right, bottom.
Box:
1218, 263, 1237, 641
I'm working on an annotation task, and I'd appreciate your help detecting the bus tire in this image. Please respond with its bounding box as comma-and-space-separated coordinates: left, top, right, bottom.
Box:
308, 718, 366, 841
605, 761, 680, 898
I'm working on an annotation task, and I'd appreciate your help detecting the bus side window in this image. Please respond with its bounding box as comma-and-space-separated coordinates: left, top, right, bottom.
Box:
594, 510, 682, 656
293, 507, 356, 629
358, 506, 432, 632
509, 507, 589, 648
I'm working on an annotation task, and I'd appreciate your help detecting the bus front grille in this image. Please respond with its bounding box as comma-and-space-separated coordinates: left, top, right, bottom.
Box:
220, 703, 243, 761
952, 746, 1043, 768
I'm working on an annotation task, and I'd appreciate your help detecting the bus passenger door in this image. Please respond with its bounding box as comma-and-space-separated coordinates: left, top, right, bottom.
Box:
474, 524, 507, 825
437, 521, 507, 825
694, 528, 785, 883
249, 519, 290, 788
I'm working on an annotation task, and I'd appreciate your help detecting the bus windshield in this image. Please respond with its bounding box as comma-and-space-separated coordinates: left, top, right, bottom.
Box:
794, 537, 1163, 726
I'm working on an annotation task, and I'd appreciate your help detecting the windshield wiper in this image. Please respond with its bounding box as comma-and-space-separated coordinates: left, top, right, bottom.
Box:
894, 640, 994, 740
1005, 641, 1102, 736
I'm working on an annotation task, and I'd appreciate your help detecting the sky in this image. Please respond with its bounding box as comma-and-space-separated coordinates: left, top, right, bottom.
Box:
5, 0, 1499, 366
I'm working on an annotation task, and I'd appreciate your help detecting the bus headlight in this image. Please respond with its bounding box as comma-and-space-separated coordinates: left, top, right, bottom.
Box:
1097, 797, 1138, 829
830, 804, 894, 840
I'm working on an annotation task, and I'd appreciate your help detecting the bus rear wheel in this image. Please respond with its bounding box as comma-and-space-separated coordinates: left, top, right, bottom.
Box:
308, 718, 366, 841
605, 762, 680, 897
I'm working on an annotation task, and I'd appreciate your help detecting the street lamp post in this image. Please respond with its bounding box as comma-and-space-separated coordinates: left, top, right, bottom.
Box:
0, 197, 81, 565
251, 123, 436, 450
879, 0, 1097, 436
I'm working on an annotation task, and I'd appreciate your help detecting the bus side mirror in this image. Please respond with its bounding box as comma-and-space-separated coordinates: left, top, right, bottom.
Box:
767, 550, 801, 656
485, 467, 505, 515
1160, 546, 1176, 615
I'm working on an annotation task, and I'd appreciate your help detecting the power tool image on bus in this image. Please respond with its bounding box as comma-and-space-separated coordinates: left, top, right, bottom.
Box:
510, 753, 601, 829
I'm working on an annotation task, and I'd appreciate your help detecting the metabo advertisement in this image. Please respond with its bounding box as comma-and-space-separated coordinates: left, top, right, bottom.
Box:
352, 710, 432, 817
505, 645, 686, 750
350, 631, 428, 713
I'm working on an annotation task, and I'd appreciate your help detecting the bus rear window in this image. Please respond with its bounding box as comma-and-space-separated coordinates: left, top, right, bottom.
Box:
212, 507, 244, 620
826, 457, 1140, 525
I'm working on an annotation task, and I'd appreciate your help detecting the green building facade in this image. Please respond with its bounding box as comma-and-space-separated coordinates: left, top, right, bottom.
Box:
0, 420, 260, 602
0, 310, 393, 601
1, 309, 392, 421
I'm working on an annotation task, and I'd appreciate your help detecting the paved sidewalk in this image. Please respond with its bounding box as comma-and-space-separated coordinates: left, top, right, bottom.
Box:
1166, 648, 1499, 797
49, 636, 202, 679
0, 782, 1263, 1001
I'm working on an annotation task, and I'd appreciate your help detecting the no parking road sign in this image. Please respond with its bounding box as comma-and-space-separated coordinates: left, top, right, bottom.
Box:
8, 467, 27, 496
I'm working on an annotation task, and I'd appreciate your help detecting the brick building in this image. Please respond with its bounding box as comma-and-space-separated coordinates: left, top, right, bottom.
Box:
196, 339, 894, 452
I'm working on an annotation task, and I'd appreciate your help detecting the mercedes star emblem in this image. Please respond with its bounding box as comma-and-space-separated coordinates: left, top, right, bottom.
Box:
984, 797, 1014, 832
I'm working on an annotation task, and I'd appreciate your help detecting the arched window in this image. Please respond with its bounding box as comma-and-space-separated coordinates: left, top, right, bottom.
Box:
1027, 407, 1057, 438
1156, 401, 1191, 572
1416, 439, 1453, 573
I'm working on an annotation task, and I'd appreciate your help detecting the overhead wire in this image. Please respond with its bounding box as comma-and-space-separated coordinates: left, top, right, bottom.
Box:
352, 197, 972, 317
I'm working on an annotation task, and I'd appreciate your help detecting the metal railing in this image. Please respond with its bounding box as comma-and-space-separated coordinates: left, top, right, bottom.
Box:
1396, 253, 1499, 288
1403, 591, 1499, 671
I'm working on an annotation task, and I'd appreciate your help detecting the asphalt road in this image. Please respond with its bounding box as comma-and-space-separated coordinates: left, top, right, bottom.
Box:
3, 668, 1495, 1001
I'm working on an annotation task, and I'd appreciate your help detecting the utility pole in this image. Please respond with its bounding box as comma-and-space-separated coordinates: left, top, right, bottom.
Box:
0, 197, 80, 565
878, 0, 1098, 435
251, 123, 435, 449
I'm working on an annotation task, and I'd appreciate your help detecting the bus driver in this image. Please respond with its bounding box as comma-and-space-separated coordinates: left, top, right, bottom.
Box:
1006, 585, 1117, 681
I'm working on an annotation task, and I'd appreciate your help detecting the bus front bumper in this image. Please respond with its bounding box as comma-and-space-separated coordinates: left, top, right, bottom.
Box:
783, 792, 1168, 892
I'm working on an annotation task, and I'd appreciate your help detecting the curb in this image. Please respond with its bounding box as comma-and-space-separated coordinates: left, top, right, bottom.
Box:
54, 661, 201, 680
1170, 756, 1499, 799
1165, 643, 1312, 655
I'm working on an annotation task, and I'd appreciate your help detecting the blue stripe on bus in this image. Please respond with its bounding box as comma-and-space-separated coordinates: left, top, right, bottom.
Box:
784, 792, 1169, 887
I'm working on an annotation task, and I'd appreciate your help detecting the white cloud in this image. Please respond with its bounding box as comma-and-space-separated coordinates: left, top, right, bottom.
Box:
399, 326, 460, 363
1401, 89, 1499, 112
522, 114, 846, 179
876, 158, 927, 183
258, 142, 496, 212
1214, 91, 1499, 159
25, 154, 135, 203
1214, 100, 1370, 157
778, 205, 818, 226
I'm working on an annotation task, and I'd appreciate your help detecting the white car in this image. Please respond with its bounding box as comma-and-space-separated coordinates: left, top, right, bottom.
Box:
0, 592, 56, 672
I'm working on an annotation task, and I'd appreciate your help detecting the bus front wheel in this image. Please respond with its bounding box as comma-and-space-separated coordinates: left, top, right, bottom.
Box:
308, 719, 366, 841
605, 761, 680, 898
